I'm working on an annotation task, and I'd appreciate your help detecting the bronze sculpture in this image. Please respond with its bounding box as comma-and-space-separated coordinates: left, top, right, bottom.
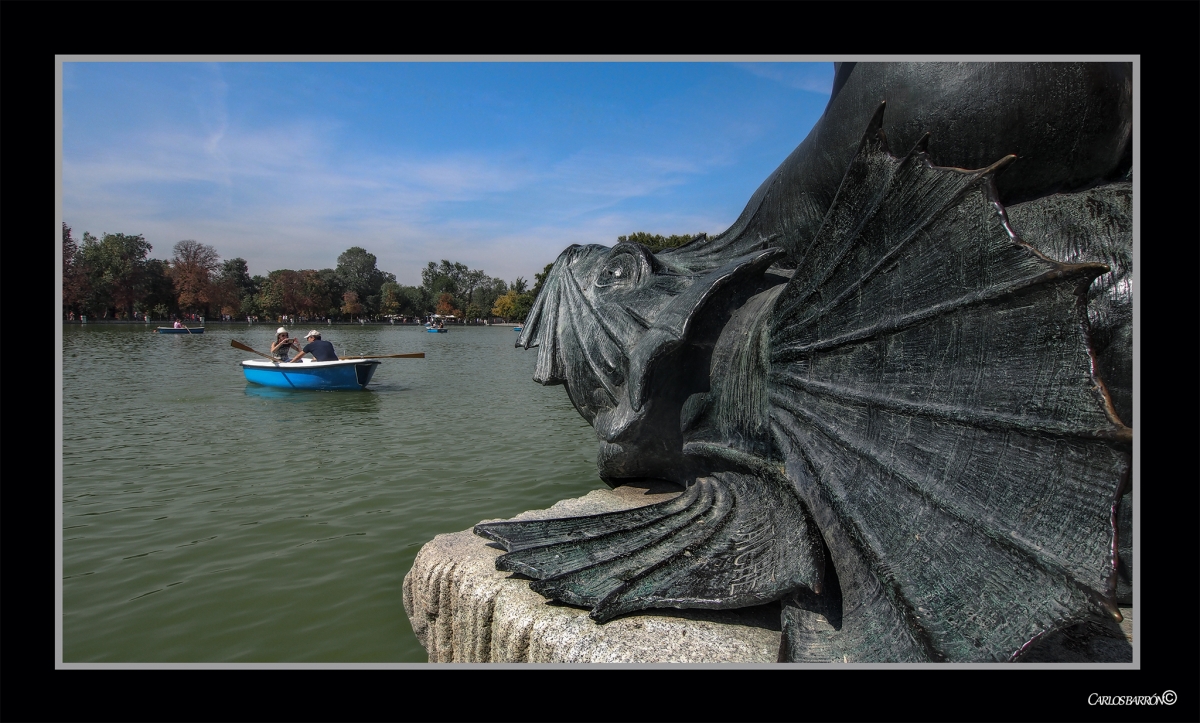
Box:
475, 62, 1133, 662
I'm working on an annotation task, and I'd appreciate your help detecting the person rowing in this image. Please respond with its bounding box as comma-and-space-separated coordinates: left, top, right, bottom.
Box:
289, 330, 339, 363
271, 327, 300, 361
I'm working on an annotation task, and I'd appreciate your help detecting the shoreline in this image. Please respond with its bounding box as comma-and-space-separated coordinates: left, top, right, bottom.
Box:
60, 320, 511, 327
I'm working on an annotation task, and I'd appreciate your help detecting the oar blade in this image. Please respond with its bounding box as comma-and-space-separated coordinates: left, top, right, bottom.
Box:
231, 340, 278, 361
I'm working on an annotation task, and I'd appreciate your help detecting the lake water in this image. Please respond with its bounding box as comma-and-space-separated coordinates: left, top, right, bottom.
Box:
59, 322, 605, 662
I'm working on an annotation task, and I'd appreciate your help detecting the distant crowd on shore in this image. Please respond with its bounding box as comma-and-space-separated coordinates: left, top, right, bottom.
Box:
63, 310, 495, 325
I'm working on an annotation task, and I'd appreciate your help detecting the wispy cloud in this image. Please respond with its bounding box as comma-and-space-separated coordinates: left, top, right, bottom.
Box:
62, 63, 832, 286
63, 115, 736, 283
735, 63, 834, 95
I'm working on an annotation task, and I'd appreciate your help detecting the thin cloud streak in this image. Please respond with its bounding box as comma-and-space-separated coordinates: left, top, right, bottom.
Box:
735, 63, 834, 95
63, 62, 833, 286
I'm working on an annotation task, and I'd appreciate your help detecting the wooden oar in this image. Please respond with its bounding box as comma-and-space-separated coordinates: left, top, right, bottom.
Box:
342, 352, 426, 359
231, 339, 281, 362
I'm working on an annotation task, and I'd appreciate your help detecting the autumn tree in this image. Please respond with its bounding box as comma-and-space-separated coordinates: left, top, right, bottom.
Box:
258, 269, 306, 318
341, 290, 364, 318
171, 240, 221, 316
491, 290, 521, 321
435, 292, 460, 318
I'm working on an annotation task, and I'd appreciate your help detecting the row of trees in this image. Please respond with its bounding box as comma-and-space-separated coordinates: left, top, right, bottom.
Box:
61, 223, 547, 323
61, 224, 707, 322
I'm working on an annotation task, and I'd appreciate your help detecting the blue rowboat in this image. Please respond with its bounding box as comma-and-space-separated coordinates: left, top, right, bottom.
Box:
157, 327, 204, 334
512, 326, 522, 332
426, 328, 447, 333
240, 358, 381, 390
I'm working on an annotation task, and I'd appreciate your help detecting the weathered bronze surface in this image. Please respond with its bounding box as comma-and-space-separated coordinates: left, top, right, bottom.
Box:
475, 62, 1133, 662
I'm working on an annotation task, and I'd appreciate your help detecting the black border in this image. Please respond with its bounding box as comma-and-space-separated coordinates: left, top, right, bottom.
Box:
22, 1, 1199, 722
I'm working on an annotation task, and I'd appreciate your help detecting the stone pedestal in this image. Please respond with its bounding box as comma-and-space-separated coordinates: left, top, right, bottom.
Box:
401, 482, 784, 663
402, 481, 1133, 664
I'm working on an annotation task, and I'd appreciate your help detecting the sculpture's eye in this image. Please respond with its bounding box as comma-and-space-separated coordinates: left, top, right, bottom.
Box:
595, 253, 639, 288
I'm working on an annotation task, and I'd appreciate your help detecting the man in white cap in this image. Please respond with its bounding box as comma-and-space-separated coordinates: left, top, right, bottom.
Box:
290, 330, 339, 362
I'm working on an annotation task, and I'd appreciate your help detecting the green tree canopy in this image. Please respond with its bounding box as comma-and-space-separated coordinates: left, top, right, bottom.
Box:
421, 260, 467, 298
77, 231, 154, 318
529, 262, 555, 303
218, 258, 254, 297
211, 258, 255, 317
403, 285, 430, 316
380, 282, 428, 317
140, 259, 178, 318
336, 247, 395, 314
617, 231, 707, 253
62, 223, 92, 316
315, 269, 345, 317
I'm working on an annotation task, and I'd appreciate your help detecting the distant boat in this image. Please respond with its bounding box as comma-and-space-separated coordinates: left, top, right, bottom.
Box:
157, 327, 204, 334
240, 358, 381, 390
512, 326, 523, 332
426, 327, 447, 333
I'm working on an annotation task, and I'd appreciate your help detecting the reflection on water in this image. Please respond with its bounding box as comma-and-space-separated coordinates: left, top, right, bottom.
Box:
242, 384, 381, 410
61, 323, 603, 662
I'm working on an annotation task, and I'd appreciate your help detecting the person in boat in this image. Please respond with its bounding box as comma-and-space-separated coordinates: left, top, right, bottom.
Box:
290, 330, 339, 363
173, 320, 184, 329
271, 327, 300, 361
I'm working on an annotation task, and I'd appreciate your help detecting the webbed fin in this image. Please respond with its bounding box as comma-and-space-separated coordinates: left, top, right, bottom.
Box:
475, 469, 823, 623
767, 105, 1131, 661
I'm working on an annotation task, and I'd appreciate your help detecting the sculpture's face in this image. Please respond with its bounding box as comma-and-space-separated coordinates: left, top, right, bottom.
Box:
519, 241, 786, 481
520, 243, 687, 419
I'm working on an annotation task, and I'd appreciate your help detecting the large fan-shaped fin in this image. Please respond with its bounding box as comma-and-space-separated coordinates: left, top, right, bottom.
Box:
767, 105, 1131, 662
474, 470, 824, 623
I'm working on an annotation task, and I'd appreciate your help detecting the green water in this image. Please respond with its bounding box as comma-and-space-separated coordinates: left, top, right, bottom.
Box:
60, 323, 604, 662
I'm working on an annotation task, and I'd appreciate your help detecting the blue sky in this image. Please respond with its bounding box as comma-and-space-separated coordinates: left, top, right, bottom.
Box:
62, 61, 833, 286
